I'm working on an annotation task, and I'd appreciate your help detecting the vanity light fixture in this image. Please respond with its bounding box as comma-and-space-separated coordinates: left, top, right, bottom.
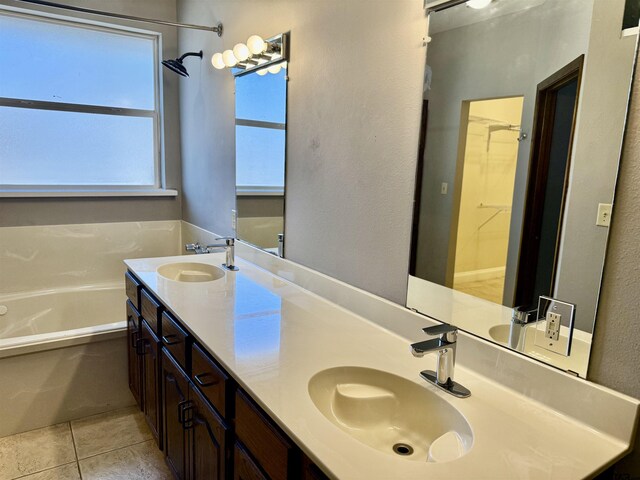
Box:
467, 0, 492, 8
211, 33, 288, 77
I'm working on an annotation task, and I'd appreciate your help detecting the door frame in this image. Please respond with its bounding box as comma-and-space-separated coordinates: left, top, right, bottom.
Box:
513, 55, 585, 308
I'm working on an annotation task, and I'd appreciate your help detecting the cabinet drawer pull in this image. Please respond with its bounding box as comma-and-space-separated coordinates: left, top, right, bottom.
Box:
135, 338, 147, 355
178, 400, 194, 429
194, 373, 218, 387
162, 334, 181, 346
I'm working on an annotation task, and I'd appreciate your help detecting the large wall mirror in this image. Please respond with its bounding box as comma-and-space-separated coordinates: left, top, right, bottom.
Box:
407, 0, 638, 377
234, 50, 288, 256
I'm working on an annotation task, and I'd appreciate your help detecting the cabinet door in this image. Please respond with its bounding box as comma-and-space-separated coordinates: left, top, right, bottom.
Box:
189, 383, 229, 480
126, 300, 142, 409
141, 320, 162, 449
234, 442, 268, 480
162, 350, 190, 480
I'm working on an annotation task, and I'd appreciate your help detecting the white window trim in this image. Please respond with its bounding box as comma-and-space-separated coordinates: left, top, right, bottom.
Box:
0, 5, 170, 196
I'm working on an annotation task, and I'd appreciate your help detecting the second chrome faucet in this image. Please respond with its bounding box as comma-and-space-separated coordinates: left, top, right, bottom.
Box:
411, 323, 471, 398
185, 237, 239, 271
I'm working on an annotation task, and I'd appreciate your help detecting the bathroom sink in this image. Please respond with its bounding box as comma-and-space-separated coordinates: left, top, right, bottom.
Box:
308, 367, 473, 462
157, 262, 225, 283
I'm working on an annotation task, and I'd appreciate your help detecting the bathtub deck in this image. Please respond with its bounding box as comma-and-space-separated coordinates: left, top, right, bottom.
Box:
0, 407, 171, 480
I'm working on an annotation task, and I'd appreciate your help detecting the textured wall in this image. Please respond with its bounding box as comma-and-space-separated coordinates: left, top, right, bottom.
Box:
0, 0, 182, 226
177, 0, 426, 304
589, 63, 640, 475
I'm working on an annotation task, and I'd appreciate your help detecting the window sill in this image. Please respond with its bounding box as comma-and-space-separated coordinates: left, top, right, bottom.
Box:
0, 189, 179, 198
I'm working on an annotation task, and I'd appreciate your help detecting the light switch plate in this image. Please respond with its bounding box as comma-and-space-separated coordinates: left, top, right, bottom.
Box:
534, 296, 576, 356
441, 182, 448, 195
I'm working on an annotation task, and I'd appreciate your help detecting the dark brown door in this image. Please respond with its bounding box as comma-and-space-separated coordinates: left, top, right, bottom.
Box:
126, 300, 143, 409
514, 56, 584, 308
141, 319, 162, 449
189, 383, 229, 480
162, 350, 190, 480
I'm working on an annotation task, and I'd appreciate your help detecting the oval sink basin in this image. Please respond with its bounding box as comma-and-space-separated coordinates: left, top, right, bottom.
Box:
157, 262, 225, 283
308, 367, 473, 462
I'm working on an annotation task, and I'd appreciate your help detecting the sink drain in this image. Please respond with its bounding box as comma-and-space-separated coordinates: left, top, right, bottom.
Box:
392, 443, 414, 456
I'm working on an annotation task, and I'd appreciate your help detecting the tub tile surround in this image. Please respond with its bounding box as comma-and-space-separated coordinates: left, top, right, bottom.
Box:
126, 244, 640, 478
0, 338, 134, 439
0, 220, 182, 295
0, 407, 169, 480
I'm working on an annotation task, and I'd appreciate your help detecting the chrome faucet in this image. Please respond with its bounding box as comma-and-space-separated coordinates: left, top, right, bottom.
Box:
410, 323, 470, 398
184, 237, 239, 271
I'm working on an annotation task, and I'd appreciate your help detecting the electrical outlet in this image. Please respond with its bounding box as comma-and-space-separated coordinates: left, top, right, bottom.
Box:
596, 203, 612, 227
231, 209, 237, 231
545, 312, 561, 341
441, 182, 448, 195
534, 296, 576, 356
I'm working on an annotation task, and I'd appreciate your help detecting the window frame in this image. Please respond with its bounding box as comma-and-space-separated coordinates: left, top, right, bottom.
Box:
0, 5, 170, 196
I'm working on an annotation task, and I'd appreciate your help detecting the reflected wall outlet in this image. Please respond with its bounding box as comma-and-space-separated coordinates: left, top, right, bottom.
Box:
596, 203, 612, 227
231, 209, 237, 231
534, 296, 576, 356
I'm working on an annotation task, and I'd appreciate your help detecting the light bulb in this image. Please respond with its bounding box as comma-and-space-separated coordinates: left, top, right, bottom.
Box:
267, 64, 282, 74
233, 43, 250, 62
247, 35, 266, 55
257, 68, 268, 76
222, 49, 238, 67
466, 0, 492, 8
211, 53, 225, 69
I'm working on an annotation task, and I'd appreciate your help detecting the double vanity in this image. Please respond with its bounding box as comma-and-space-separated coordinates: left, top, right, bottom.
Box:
124, 247, 639, 479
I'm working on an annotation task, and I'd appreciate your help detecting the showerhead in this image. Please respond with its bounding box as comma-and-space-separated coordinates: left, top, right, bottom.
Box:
162, 50, 203, 77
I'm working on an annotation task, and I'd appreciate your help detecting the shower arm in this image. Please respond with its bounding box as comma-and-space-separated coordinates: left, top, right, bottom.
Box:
178, 51, 204, 62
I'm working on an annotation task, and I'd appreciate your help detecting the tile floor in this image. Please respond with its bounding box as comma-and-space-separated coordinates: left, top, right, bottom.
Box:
0, 407, 172, 480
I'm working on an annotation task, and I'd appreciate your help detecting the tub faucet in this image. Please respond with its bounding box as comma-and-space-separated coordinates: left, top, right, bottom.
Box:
184, 238, 239, 271
410, 323, 470, 398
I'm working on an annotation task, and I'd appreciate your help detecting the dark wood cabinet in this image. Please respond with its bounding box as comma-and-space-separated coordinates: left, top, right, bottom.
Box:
235, 390, 297, 480
302, 455, 330, 480
189, 383, 230, 480
163, 350, 190, 480
126, 300, 143, 409
125, 272, 329, 480
234, 442, 268, 480
141, 319, 162, 449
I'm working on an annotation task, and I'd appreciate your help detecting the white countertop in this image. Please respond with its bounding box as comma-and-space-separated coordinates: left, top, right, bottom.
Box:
125, 253, 636, 479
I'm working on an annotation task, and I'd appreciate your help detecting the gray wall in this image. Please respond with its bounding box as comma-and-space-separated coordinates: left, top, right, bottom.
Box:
0, 0, 182, 227
588, 64, 640, 476
177, 0, 426, 304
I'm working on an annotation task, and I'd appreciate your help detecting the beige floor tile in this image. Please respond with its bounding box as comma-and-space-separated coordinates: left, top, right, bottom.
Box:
0, 423, 75, 480
70, 407, 151, 460
78, 440, 172, 480
17, 463, 80, 480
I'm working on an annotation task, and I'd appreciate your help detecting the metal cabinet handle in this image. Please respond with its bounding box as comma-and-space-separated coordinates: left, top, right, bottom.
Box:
194, 372, 218, 387
135, 338, 147, 355
162, 334, 181, 346
178, 400, 194, 429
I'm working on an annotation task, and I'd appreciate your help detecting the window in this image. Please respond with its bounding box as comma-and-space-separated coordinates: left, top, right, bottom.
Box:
0, 7, 164, 193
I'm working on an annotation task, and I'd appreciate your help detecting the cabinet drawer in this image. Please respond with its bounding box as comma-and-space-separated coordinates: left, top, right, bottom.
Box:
161, 312, 190, 372
235, 390, 295, 480
125, 271, 142, 311
141, 289, 163, 336
191, 343, 230, 419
